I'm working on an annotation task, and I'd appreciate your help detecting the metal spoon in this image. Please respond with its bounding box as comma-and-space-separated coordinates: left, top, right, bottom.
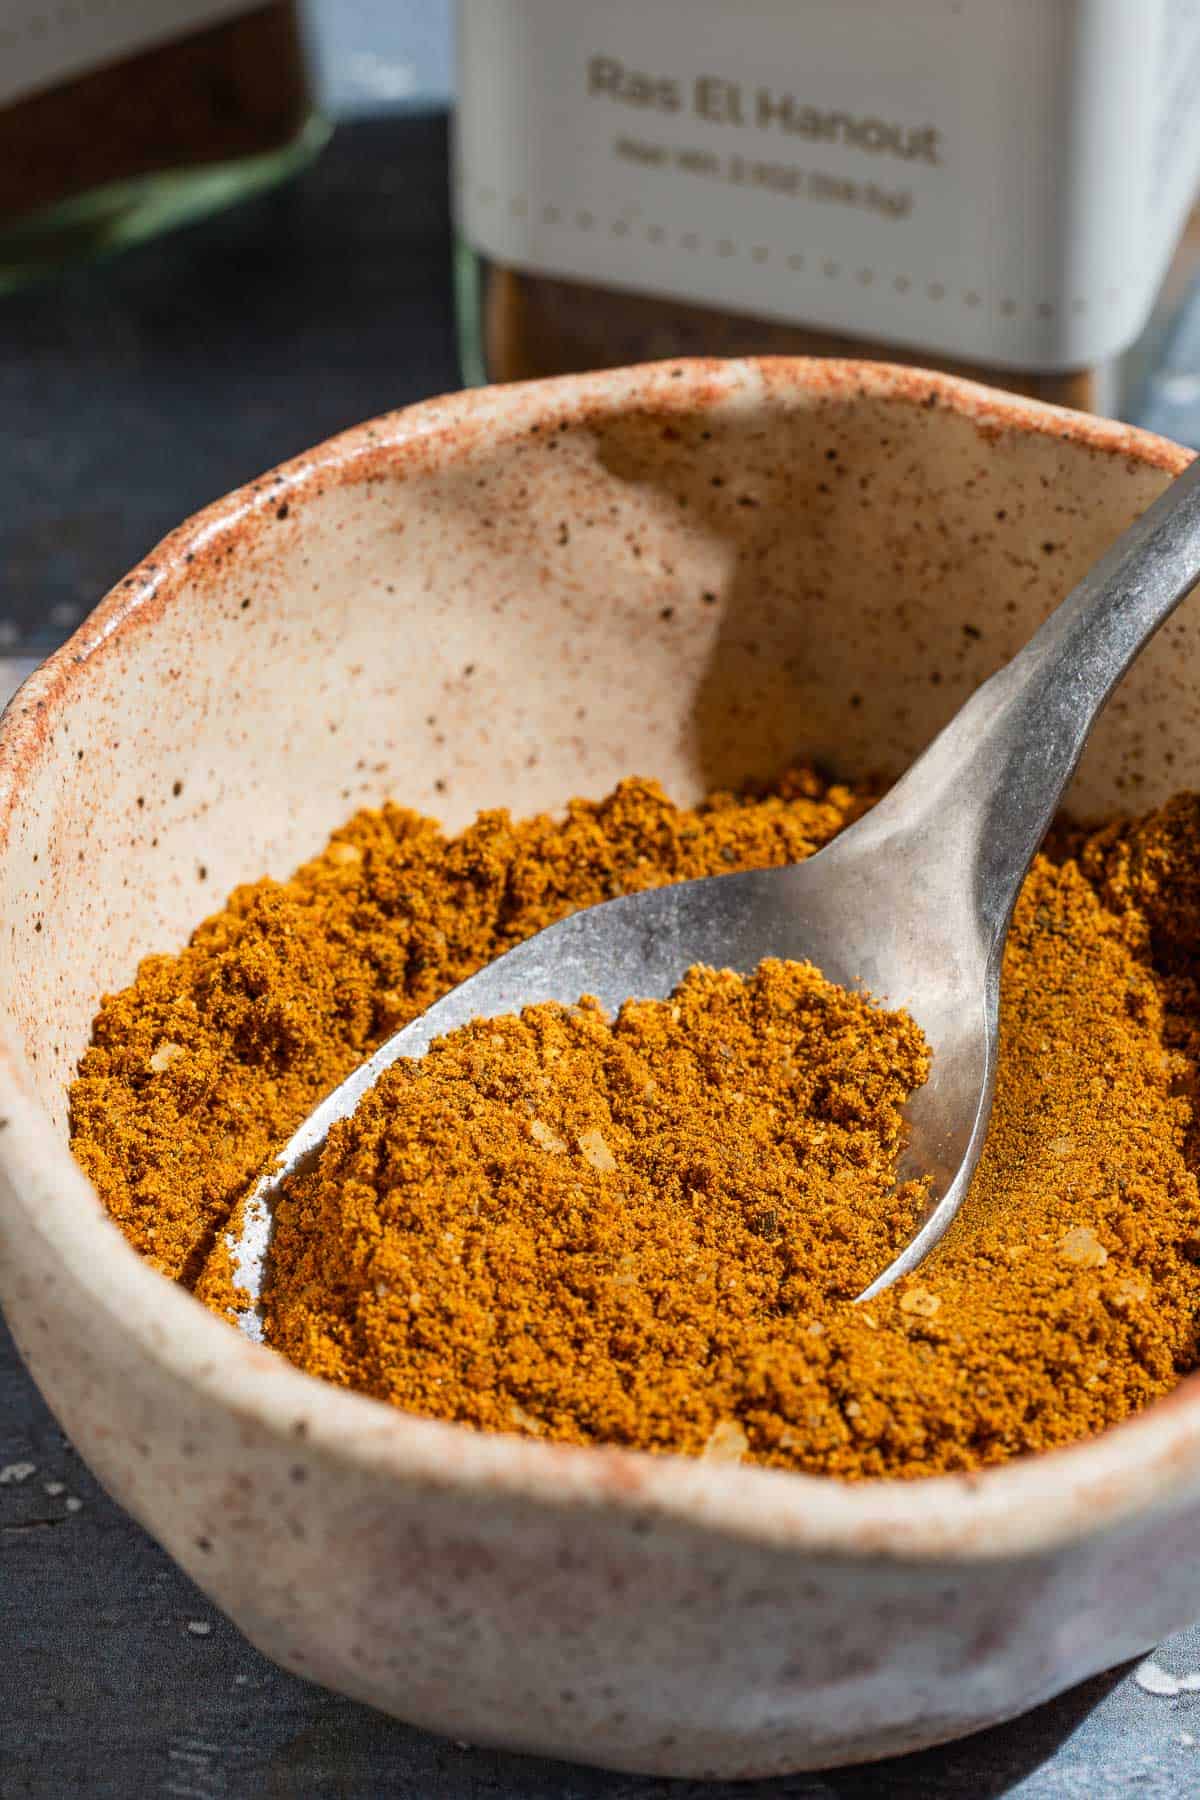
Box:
230, 454, 1200, 1337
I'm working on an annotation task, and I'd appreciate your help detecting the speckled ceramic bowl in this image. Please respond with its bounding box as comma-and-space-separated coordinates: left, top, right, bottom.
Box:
2, 359, 1199, 1780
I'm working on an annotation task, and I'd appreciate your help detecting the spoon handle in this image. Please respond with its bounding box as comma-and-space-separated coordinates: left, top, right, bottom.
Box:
869, 450, 1200, 944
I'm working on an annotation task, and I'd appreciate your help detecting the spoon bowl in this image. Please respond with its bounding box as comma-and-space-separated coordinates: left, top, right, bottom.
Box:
229, 839, 994, 1330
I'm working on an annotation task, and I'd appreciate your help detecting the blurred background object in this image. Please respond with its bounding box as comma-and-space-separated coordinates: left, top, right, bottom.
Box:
455, 0, 1200, 421
0, 0, 456, 674
0, 1, 327, 290
0, 0, 458, 295
308, 0, 452, 116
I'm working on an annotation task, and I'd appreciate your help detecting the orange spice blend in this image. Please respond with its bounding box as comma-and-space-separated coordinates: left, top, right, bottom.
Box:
69, 775, 1200, 1479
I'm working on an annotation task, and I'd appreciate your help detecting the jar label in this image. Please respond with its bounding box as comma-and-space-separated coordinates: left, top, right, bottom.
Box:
0, 0, 251, 108
456, 0, 1200, 373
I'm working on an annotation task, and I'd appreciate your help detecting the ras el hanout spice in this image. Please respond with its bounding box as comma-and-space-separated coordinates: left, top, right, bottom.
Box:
70, 774, 1200, 1480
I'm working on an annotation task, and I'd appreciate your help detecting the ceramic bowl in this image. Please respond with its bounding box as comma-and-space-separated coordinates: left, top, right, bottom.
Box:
2, 359, 1200, 1781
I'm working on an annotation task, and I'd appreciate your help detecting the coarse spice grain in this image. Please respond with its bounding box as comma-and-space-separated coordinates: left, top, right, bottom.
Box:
69, 774, 1200, 1480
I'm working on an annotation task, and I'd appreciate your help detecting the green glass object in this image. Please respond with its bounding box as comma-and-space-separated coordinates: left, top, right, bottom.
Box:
0, 3, 328, 292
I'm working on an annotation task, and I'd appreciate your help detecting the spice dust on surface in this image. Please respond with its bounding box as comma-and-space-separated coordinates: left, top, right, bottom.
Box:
69, 774, 1200, 1480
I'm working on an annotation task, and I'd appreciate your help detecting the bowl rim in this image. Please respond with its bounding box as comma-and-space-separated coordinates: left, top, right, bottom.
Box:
3, 353, 1199, 1566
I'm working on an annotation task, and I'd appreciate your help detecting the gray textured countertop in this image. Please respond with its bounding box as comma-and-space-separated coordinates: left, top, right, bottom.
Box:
5, 104, 1200, 1799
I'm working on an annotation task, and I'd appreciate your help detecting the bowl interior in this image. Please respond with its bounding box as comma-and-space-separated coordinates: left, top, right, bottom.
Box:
0, 361, 1189, 1141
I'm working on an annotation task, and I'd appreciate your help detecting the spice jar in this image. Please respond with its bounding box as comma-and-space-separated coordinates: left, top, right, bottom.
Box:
0, 2, 325, 290
455, 0, 1200, 415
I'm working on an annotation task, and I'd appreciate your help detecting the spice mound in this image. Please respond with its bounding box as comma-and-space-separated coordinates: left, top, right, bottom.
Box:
69, 774, 1200, 1480
265, 961, 931, 1453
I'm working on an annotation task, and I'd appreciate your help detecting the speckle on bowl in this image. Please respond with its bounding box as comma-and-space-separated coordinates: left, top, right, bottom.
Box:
0, 359, 1198, 1779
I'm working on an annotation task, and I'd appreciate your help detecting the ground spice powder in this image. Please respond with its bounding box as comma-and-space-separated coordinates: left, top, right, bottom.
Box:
267, 962, 931, 1456
69, 774, 1200, 1480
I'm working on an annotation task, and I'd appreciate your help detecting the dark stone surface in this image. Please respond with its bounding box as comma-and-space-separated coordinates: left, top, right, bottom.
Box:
0, 112, 458, 656
5, 109, 1200, 1797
